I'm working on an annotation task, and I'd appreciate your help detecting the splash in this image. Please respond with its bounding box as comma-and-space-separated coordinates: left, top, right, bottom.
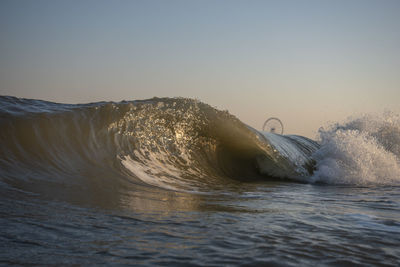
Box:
310, 112, 400, 185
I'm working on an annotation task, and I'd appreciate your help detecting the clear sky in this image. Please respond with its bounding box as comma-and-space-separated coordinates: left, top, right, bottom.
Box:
1, 0, 399, 138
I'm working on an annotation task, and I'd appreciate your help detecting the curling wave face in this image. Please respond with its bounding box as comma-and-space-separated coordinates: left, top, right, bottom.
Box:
0, 96, 319, 194
1, 96, 399, 198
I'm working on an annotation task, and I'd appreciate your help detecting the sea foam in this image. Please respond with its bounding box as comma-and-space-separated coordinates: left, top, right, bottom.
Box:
310, 112, 400, 185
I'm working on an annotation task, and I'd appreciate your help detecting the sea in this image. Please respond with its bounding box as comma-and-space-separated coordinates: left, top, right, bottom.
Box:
1, 96, 399, 266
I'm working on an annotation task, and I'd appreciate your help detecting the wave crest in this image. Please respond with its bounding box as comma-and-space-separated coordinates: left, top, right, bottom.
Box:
7, 96, 397, 191
1, 96, 318, 193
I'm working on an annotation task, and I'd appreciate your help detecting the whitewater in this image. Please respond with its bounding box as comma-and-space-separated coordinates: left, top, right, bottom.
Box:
1, 96, 399, 266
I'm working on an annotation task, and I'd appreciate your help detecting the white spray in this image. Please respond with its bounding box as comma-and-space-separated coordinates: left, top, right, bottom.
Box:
311, 112, 400, 185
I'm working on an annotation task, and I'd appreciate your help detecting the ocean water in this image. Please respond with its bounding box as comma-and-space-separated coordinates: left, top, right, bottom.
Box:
1, 96, 399, 266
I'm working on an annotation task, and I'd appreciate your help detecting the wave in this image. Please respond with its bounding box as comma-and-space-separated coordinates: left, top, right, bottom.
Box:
0, 96, 317, 192
0, 96, 399, 196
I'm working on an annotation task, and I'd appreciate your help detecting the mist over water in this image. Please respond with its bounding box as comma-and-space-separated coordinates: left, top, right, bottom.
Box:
1, 96, 399, 266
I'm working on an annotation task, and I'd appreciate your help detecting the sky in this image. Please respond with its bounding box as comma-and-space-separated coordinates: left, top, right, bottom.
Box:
1, 0, 399, 138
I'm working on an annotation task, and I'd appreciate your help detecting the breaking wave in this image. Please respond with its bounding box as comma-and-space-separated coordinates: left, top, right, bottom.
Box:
0, 95, 399, 197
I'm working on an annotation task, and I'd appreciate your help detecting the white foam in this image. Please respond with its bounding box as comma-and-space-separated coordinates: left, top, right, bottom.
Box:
310, 112, 400, 185
121, 154, 178, 191
121, 150, 201, 191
